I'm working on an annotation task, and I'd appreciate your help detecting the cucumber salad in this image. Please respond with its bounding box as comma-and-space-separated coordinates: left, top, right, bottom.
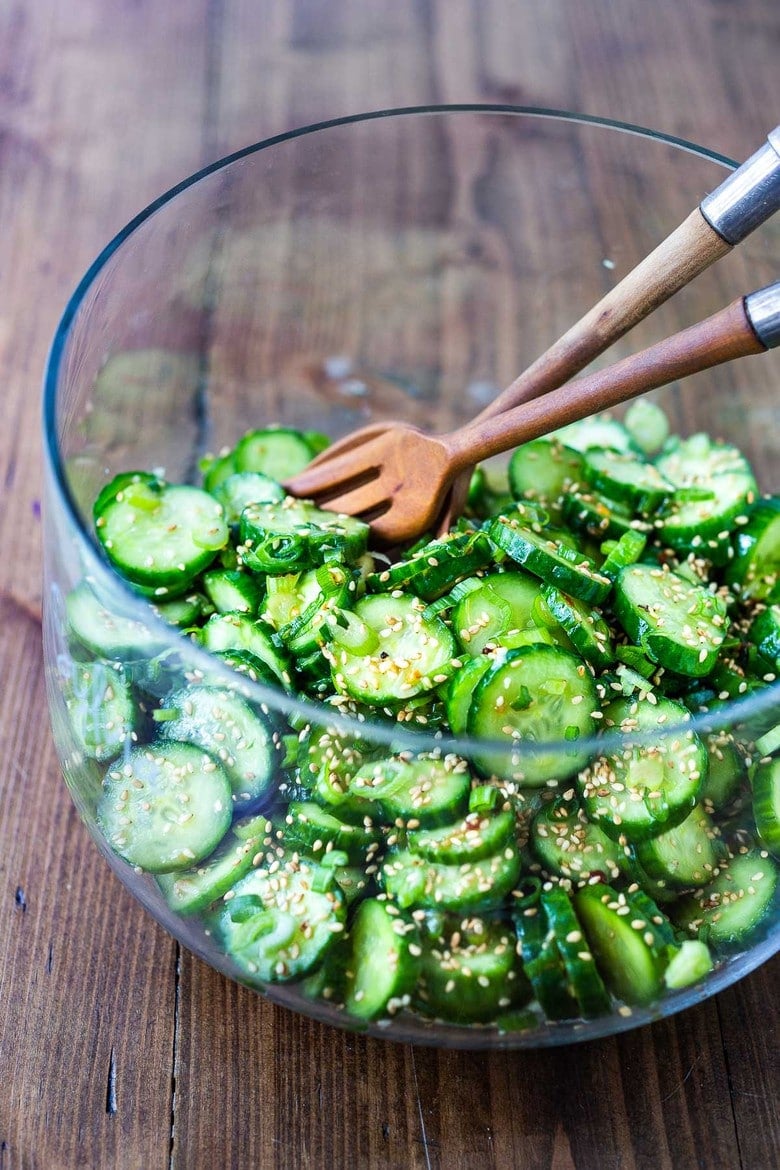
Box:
61, 400, 780, 1033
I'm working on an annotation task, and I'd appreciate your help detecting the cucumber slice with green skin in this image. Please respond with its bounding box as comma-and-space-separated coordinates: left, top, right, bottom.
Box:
211, 471, 285, 526
381, 840, 522, 915
563, 491, 647, 543
407, 808, 515, 864
633, 804, 722, 890
367, 530, 495, 602
202, 568, 264, 616
346, 755, 470, 829
663, 940, 713, 990
623, 400, 670, 457
209, 649, 285, 691
573, 884, 667, 1006
655, 435, 757, 564
66, 582, 167, 660
218, 858, 346, 983
234, 427, 314, 480
747, 603, 780, 669
540, 889, 611, 1017
727, 497, 780, 600
701, 733, 747, 812
416, 916, 528, 1023
157, 686, 280, 811
540, 585, 615, 669
614, 563, 729, 677
583, 449, 674, 512
95, 478, 229, 589
530, 796, 625, 883
452, 571, 570, 658
751, 758, 780, 856
599, 530, 648, 581
64, 660, 138, 762
579, 696, 706, 841
674, 848, 778, 945
515, 905, 578, 1020
202, 450, 239, 495
93, 471, 160, 516
153, 591, 210, 627
508, 439, 584, 504
328, 594, 457, 705
98, 742, 233, 873
552, 417, 633, 454
240, 498, 368, 574
343, 899, 421, 1021
156, 821, 272, 916
488, 515, 612, 604
445, 656, 494, 735
467, 645, 598, 787
280, 800, 383, 864
294, 724, 381, 826
200, 612, 292, 688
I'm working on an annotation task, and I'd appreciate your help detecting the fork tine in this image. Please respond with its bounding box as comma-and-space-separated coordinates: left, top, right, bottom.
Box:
283, 436, 385, 500
305, 477, 392, 519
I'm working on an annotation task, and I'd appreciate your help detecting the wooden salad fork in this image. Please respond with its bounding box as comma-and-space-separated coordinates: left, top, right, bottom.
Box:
285, 126, 780, 533
285, 281, 780, 545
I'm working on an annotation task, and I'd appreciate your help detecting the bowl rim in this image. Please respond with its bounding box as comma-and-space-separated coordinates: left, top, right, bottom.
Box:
42, 102, 780, 761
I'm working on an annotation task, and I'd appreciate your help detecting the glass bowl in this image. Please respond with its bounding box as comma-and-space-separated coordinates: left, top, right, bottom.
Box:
42, 106, 780, 1048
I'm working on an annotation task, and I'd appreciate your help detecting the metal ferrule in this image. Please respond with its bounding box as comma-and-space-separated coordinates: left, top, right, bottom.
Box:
745, 281, 780, 350
700, 130, 780, 245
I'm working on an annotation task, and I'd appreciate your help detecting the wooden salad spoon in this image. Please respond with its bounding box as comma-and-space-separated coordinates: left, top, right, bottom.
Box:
285, 281, 780, 545
286, 126, 780, 529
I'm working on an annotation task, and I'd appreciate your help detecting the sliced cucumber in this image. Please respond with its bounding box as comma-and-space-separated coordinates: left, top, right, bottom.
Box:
97, 741, 233, 872
583, 448, 674, 512
367, 529, 495, 602
751, 758, 780, 856
211, 471, 285, 525
541, 889, 611, 1017
381, 840, 521, 915
508, 438, 584, 504
218, 857, 346, 983
674, 849, 778, 945
64, 659, 137, 762
157, 685, 280, 811
633, 803, 722, 890
240, 498, 368, 573
531, 795, 625, 883
343, 899, 421, 1020
467, 644, 598, 786
95, 477, 229, 588
328, 593, 457, 705
417, 915, 528, 1023
346, 754, 470, 829
579, 696, 706, 840
407, 807, 515, 863
574, 884, 667, 1006
727, 497, 780, 600
489, 514, 611, 604
156, 819, 273, 915
200, 612, 291, 688
614, 563, 729, 677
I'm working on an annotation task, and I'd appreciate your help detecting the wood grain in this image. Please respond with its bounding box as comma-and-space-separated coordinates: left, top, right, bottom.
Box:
0, 2, 778, 1168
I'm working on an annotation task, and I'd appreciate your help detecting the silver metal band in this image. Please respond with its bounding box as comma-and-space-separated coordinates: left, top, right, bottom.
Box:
745, 281, 780, 350
700, 132, 780, 245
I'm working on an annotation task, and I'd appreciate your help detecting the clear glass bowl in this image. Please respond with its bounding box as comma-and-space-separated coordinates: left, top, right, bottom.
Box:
42, 107, 780, 1048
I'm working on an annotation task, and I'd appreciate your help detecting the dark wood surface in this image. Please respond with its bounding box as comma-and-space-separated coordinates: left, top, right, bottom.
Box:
1, 2, 778, 1167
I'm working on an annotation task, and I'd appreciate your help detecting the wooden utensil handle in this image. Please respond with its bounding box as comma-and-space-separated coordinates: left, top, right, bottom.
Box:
446, 297, 765, 468
473, 208, 731, 422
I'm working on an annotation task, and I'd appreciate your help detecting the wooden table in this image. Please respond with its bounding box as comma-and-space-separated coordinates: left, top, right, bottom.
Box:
1, 2, 778, 1166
